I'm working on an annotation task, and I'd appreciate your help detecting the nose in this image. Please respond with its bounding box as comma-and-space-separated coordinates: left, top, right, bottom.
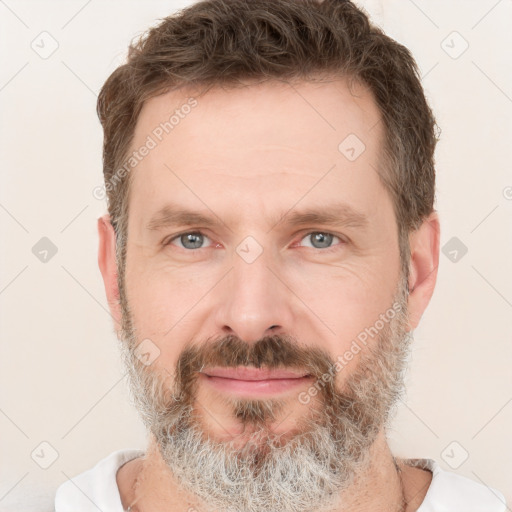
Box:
213, 248, 294, 344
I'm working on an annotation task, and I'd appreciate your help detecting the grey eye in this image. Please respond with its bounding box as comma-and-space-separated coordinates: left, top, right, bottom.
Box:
171, 232, 211, 250
301, 232, 339, 249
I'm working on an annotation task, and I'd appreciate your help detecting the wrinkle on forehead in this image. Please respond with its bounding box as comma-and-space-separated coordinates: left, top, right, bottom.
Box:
131, 76, 383, 170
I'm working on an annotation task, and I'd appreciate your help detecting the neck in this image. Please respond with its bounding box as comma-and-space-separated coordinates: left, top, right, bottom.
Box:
120, 429, 415, 512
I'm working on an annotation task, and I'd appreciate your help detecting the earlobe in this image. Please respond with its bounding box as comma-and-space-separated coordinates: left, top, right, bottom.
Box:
97, 214, 122, 332
406, 212, 440, 330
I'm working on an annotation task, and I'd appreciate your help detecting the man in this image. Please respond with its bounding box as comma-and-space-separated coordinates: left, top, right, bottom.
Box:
55, 0, 507, 510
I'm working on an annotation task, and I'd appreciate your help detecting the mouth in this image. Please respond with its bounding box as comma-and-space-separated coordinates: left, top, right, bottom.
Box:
199, 367, 313, 396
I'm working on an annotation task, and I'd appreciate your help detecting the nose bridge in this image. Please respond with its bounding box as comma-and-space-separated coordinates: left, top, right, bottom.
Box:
214, 240, 292, 343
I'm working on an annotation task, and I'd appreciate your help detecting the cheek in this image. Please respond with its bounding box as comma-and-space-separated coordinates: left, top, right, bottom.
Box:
123, 262, 191, 360
126, 248, 205, 316
287, 257, 393, 322
123, 255, 232, 369
281, 260, 397, 372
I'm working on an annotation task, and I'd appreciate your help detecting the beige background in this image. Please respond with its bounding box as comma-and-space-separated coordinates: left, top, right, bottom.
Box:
1, 0, 511, 510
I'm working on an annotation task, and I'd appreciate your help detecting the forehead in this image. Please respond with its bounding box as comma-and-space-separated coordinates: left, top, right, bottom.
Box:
134, 76, 382, 160
127, 77, 389, 230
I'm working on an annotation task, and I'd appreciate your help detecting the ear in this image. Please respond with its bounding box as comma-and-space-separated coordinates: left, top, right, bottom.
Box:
97, 214, 122, 334
406, 211, 440, 330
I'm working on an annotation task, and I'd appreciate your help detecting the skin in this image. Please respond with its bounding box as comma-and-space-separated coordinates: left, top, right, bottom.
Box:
98, 77, 439, 511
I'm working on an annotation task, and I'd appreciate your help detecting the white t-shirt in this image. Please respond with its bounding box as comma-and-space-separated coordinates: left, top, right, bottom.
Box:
54, 449, 507, 512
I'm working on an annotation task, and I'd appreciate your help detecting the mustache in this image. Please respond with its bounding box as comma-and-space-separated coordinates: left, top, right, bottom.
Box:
168, 333, 351, 422
176, 333, 335, 381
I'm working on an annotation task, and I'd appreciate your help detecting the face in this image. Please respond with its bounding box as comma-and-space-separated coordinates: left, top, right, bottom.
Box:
115, 78, 413, 512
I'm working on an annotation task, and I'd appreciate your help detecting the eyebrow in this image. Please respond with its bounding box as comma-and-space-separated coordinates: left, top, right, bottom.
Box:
146, 202, 369, 232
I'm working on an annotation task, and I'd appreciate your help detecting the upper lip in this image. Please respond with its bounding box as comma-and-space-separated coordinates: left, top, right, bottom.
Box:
201, 367, 311, 381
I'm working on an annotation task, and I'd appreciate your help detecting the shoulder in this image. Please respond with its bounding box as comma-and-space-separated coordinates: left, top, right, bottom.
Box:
54, 448, 145, 512
406, 458, 508, 512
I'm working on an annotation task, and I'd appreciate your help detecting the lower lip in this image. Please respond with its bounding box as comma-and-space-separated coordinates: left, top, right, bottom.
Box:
200, 373, 312, 396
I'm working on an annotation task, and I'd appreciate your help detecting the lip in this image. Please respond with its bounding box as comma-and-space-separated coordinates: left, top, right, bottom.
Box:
199, 367, 313, 397
201, 367, 310, 380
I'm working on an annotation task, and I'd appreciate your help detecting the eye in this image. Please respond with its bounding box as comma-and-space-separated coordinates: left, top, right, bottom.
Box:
164, 230, 344, 253
166, 231, 213, 250
298, 231, 343, 251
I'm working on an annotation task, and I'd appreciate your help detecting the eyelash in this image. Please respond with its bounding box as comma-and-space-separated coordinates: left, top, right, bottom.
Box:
164, 230, 346, 254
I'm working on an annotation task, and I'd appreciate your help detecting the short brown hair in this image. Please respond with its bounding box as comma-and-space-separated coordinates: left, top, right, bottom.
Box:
97, 0, 438, 284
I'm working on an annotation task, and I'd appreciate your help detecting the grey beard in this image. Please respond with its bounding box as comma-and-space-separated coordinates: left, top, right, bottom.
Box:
118, 277, 411, 512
